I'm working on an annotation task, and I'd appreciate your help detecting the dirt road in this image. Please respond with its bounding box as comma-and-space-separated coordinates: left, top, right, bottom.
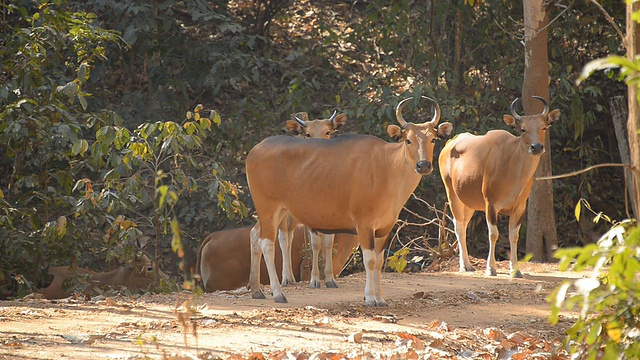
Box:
0, 260, 582, 359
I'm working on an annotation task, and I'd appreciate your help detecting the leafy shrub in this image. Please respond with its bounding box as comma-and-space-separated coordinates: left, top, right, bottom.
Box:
550, 218, 640, 359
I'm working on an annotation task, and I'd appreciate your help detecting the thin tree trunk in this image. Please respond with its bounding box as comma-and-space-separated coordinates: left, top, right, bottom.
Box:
627, 1, 640, 220
523, 0, 558, 262
608, 95, 637, 218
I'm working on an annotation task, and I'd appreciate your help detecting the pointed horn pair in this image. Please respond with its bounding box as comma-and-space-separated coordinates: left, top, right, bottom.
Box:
396, 96, 441, 128
295, 110, 337, 126
510, 96, 549, 120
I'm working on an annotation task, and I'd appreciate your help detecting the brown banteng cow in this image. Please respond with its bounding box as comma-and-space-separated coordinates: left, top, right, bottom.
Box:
438, 96, 560, 278
246, 96, 453, 305
37, 253, 158, 299
196, 224, 359, 292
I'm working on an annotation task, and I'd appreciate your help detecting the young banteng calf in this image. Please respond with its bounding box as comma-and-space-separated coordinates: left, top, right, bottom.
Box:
37, 253, 158, 299
439, 96, 560, 278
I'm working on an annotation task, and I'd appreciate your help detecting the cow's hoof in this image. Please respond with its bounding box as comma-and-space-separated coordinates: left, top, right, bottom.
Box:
512, 269, 523, 278
364, 298, 388, 307
486, 268, 497, 276
281, 279, 296, 286
461, 265, 475, 272
274, 293, 288, 303
325, 280, 338, 288
310, 279, 321, 289
252, 291, 266, 299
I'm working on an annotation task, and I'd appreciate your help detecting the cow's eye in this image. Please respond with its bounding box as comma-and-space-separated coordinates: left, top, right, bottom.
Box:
325, 131, 331, 136
520, 128, 526, 133
405, 139, 411, 145
305, 134, 311, 138
431, 138, 437, 143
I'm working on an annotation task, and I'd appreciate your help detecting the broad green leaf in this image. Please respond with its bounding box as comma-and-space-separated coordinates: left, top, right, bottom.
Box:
79, 95, 87, 110
71, 139, 88, 156
577, 56, 637, 85
211, 111, 221, 126
78, 62, 88, 83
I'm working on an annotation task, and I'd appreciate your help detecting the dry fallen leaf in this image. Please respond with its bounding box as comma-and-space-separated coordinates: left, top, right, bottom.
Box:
372, 315, 397, 323
60, 334, 105, 345
483, 327, 506, 341
507, 331, 531, 346
347, 331, 363, 343
314, 317, 330, 326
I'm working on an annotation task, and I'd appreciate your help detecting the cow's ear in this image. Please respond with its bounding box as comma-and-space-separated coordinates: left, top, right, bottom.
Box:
503, 115, 517, 129
332, 114, 347, 130
546, 109, 560, 125
285, 120, 302, 135
437, 122, 454, 137
387, 125, 404, 141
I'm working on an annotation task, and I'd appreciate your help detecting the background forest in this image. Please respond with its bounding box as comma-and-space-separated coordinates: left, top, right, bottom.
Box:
0, 0, 629, 298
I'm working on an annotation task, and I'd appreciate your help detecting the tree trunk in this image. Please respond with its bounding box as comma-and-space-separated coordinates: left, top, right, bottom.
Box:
608, 95, 637, 218
627, 1, 640, 220
522, 0, 558, 262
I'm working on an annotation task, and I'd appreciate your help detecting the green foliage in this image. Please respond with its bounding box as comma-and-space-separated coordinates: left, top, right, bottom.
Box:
550, 220, 640, 359
0, 0, 245, 298
0, 0, 125, 295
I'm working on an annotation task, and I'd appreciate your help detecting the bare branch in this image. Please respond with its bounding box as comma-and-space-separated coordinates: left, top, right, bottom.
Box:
535, 163, 637, 181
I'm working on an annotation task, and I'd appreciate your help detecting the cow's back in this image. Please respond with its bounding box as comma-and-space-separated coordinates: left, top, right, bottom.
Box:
246, 135, 412, 233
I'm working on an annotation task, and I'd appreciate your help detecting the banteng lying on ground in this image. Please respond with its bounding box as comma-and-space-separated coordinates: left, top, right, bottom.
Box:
246, 96, 453, 305
37, 253, 157, 299
439, 96, 560, 278
196, 224, 359, 292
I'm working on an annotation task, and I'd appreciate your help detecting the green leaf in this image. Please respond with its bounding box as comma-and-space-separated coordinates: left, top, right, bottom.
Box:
577, 56, 637, 85
78, 95, 87, 110
211, 111, 221, 126
78, 63, 88, 84
71, 139, 88, 156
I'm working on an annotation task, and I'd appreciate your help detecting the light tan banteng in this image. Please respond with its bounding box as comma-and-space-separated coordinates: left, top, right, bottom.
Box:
246, 96, 453, 305
196, 224, 359, 292
37, 253, 157, 299
438, 96, 560, 278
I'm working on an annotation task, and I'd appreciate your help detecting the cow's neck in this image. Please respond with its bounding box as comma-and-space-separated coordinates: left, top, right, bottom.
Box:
496, 136, 544, 204
392, 142, 424, 199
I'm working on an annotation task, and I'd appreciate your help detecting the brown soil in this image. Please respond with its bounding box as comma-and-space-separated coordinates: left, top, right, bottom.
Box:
0, 259, 583, 359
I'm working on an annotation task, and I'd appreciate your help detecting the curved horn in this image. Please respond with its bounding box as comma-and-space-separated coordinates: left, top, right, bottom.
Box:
421, 96, 441, 126
532, 96, 549, 117
510, 98, 522, 121
395, 97, 413, 127
328, 109, 338, 124
294, 115, 307, 127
